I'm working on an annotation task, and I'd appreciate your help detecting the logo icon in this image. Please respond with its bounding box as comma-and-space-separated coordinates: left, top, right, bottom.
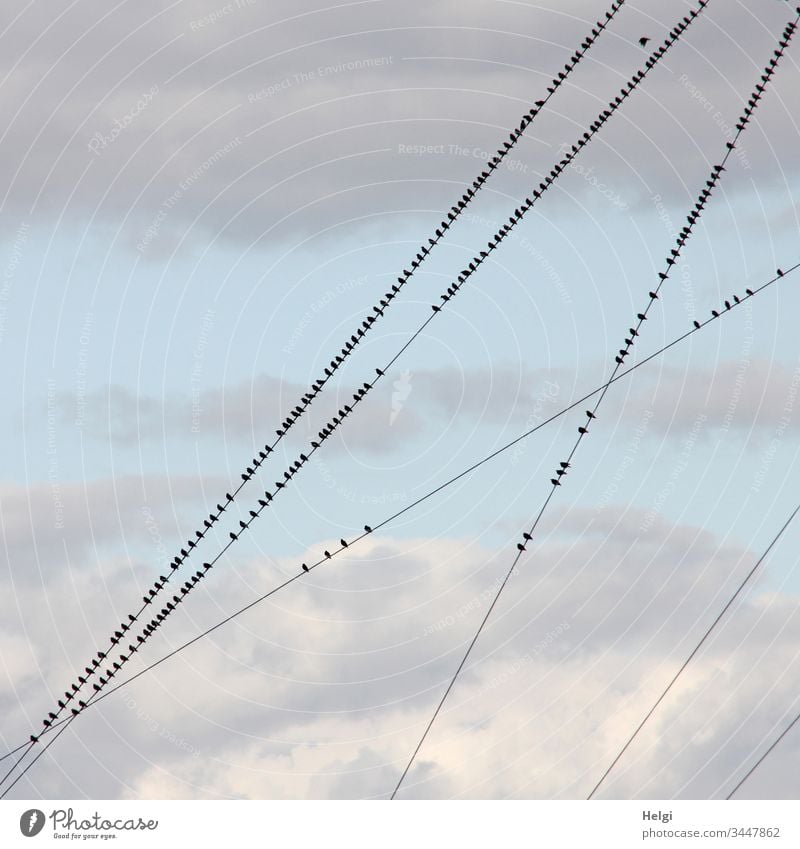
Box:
19, 809, 45, 837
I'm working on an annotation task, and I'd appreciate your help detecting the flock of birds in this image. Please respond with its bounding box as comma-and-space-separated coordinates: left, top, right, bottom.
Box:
12, 0, 800, 800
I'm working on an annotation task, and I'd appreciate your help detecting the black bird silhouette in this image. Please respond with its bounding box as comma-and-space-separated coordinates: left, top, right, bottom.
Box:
733, 295, 740, 304
578, 426, 588, 435
517, 543, 526, 552
640, 34, 650, 46
302, 563, 309, 572
586, 411, 596, 419
324, 550, 331, 559
745, 288, 754, 296
551, 478, 561, 486
711, 309, 719, 317
725, 300, 731, 310
340, 539, 348, 548
364, 525, 372, 533
777, 268, 784, 277
30, 734, 39, 743
693, 320, 701, 329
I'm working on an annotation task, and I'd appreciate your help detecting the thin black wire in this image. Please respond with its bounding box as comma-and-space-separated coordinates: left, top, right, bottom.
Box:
27, 0, 663, 747
587, 501, 800, 799
726, 708, 800, 798
4, 256, 792, 796
389, 10, 797, 800
28, 0, 630, 742
104, 0, 692, 675
8, 5, 794, 793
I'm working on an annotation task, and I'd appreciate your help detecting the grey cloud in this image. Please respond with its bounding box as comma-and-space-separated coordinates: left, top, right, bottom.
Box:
2, 502, 798, 798
1, 0, 796, 252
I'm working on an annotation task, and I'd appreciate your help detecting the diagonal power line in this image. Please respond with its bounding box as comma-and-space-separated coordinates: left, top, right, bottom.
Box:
5, 251, 792, 795
726, 705, 800, 798
388, 9, 798, 800
587, 500, 800, 799
19, 0, 675, 764
18, 0, 631, 766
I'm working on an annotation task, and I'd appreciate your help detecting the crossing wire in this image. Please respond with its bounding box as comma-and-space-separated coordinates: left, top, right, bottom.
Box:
588, 501, 800, 799
388, 10, 798, 800
726, 705, 800, 798
23, 0, 631, 749
4, 254, 793, 795
13, 0, 682, 768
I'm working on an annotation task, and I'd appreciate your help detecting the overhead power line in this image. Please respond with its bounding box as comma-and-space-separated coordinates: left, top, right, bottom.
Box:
23, 0, 631, 751
726, 705, 800, 798
388, 8, 797, 800
5, 251, 791, 795
587, 500, 800, 799
19, 0, 671, 759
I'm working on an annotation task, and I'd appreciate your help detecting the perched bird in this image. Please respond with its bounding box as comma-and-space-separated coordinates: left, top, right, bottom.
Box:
364, 525, 372, 533
302, 563, 309, 572
324, 550, 331, 559
550, 478, 561, 486
30, 735, 39, 744
711, 309, 719, 318
586, 411, 597, 420
516, 543, 526, 552
640, 35, 651, 47
693, 320, 701, 329
745, 288, 754, 296
340, 539, 348, 548
578, 426, 588, 435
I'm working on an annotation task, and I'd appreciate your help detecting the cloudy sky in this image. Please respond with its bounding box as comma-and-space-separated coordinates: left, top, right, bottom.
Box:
1, 0, 799, 800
